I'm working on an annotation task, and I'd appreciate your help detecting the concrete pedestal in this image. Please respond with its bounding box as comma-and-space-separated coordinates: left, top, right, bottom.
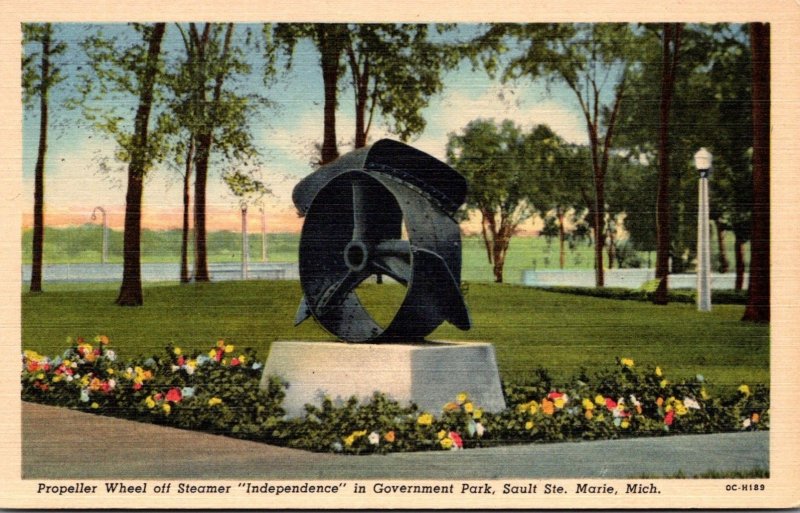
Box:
260, 341, 506, 418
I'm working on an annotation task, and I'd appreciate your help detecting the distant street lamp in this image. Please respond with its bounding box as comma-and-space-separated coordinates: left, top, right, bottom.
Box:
91, 206, 108, 264
694, 148, 713, 312
260, 207, 268, 262
241, 205, 249, 280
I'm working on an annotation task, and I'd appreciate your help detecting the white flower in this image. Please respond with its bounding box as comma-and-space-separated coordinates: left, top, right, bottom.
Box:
475, 423, 485, 437
65, 375, 73, 382
331, 442, 343, 452
104, 350, 116, 361
107, 379, 116, 390
170, 365, 180, 373
181, 387, 195, 399
79, 389, 90, 403
252, 362, 263, 371
183, 365, 195, 376
683, 397, 701, 410
629, 394, 641, 407
742, 418, 752, 429
368, 432, 380, 445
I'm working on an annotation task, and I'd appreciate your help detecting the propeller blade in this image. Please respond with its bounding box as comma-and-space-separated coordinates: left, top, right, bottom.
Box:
294, 296, 312, 326
314, 269, 369, 318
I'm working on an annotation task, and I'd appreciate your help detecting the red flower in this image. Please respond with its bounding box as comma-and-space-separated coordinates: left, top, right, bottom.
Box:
448, 431, 463, 448
101, 381, 112, 393
547, 392, 564, 399
214, 349, 223, 362
605, 398, 617, 411
165, 388, 182, 403
230, 358, 240, 367
154, 393, 163, 401
133, 382, 142, 391
665, 410, 675, 426
177, 355, 185, 367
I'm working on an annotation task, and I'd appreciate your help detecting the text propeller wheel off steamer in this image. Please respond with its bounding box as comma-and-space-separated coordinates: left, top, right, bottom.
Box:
293, 139, 472, 343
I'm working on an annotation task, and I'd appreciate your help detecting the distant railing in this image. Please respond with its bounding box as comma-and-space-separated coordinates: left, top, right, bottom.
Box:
521, 269, 748, 290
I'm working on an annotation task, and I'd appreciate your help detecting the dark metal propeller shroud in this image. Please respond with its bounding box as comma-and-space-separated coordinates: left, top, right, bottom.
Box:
293, 139, 472, 343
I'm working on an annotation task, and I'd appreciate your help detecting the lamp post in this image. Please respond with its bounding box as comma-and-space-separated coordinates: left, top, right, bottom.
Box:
260, 207, 268, 262
91, 206, 108, 264
241, 204, 249, 280
694, 148, 712, 312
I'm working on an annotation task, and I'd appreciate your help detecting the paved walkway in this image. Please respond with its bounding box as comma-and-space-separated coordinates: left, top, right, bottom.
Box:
22, 402, 768, 480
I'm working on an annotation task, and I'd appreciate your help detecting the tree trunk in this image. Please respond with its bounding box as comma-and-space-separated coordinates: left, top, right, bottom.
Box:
654, 23, 682, 305
193, 133, 211, 282
318, 25, 343, 165
714, 219, 730, 273
734, 234, 745, 291
193, 23, 233, 283
607, 222, 616, 270
116, 23, 166, 306
180, 138, 194, 283
557, 208, 566, 269
30, 26, 51, 294
592, 180, 605, 287
742, 22, 770, 323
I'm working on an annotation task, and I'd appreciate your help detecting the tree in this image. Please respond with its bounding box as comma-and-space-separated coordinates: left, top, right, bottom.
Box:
447, 119, 542, 283
79, 23, 168, 305
344, 24, 455, 148
269, 24, 348, 165
478, 23, 640, 286
742, 23, 769, 323
23, 24, 66, 293
653, 23, 684, 305
169, 23, 262, 282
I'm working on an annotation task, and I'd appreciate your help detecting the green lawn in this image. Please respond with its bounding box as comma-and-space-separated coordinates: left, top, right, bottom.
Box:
22, 281, 768, 391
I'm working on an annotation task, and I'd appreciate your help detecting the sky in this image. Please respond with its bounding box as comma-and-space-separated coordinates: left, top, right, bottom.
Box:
21, 23, 590, 234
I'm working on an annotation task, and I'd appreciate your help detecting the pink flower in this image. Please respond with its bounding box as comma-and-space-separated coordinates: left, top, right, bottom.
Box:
605, 398, 617, 411
665, 410, 675, 426
154, 393, 163, 401
177, 355, 185, 366
448, 431, 463, 449
165, 388, 182, 403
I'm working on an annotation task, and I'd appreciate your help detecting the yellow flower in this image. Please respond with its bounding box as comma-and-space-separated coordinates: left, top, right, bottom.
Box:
208, 349, 217, 359
238, 354, 247, 365
675, 404, 688, 416
36, 373, 45, 380
162, 403, 171, 415
620, 358, 634, 367
595, 395, 605, 406
62, 359, 71, 367
437, 430, 446, 440
472, 408, 483, 420
53, 375, 63, 383
554, 397, 566, 409
440, 437, 453, 449
660, 379, 669, 388
738, 384, 751, 397
145, 396, 156, 409
621, 420, 630, 429
173, 347, 182, 356
456, 392, 468, 405
464, 402, 474, 414
106, 368, 114, 375
24, 350, 44, 361
216, 339, 225, 348
224, 344, 235, 354
80, 375, 90, 386
595, 413, 605, 422
525, 420, 534, 430
417, 413, 433, 426
582, 398, 595, 410
344, 430, 367, 447
701, 387, 710, 400
91, 402, 99, 409
208, 397, 223, 407
655, 366, 663, 377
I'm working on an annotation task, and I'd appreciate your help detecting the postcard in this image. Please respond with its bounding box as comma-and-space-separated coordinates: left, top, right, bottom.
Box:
1, 0, 798, 509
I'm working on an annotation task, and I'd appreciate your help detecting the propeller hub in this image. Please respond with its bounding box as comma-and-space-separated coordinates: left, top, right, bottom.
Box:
344, 240, 369, 272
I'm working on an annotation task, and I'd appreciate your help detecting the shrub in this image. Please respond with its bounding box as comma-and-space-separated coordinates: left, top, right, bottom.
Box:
22, 338, 768, 455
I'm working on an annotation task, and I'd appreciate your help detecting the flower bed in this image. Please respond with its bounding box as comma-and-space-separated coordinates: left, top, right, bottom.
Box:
21, 337, 769, 455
